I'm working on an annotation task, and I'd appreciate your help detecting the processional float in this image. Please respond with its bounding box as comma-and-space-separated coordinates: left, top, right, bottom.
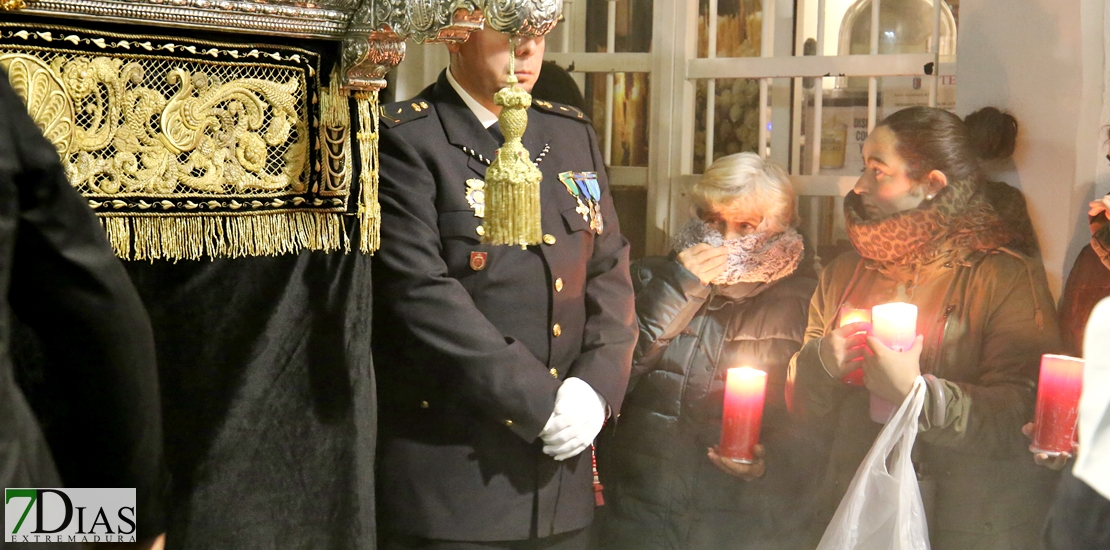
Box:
0, 0, 560, 259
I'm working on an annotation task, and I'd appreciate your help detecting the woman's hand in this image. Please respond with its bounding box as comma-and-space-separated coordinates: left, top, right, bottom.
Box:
818, 322, 873, 379
707, 445, 765, 481
1022, 422, 1074, 470
677, 243, 729, 285
862, 334, 924, 403
1088, 196, 1110, 219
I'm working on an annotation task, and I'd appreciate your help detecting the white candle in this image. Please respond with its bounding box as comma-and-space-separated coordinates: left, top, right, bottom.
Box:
871, 302, 918, 352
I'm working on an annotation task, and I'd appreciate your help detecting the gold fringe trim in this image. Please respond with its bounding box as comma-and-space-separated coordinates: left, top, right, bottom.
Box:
100, 213, 346, 261
354, 90, 381, 254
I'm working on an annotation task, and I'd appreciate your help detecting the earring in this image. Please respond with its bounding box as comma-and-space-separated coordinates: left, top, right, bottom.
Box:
926, 194, 934, 200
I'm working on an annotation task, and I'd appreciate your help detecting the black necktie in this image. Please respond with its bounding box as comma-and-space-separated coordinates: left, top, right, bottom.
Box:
487, 122, 503, 146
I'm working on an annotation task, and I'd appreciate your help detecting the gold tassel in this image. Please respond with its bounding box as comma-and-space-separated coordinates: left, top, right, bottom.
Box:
482, 38, 543, 249
354, 90, 381, 254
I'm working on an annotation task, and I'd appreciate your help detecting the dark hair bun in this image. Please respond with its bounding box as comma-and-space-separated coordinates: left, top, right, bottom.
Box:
965, 107, 1018, 160
532, 61, 587, 111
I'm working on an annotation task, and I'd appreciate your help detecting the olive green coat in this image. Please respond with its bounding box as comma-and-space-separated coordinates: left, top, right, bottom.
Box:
788, 244, 1064, 550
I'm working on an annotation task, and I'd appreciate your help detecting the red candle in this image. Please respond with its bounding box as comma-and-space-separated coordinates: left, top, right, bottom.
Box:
1031, 354, 1085, 455
839, 307, 871, 386
720, 367, 767, 463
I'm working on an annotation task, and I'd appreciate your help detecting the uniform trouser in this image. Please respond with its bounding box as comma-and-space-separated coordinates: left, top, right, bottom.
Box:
381, 528, 589, 550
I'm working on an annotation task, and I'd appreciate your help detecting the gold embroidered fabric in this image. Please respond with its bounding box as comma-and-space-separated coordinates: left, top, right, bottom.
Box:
0, 22, 365, 260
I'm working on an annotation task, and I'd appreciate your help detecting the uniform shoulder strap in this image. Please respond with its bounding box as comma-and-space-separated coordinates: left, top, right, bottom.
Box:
531, 99, 591, 123
380, 99, 433, 129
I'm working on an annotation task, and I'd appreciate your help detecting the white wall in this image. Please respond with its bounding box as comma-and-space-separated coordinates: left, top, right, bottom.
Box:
1099, 4, 1110, 204
957, 0, 1107, 297
392, 42, 449, 101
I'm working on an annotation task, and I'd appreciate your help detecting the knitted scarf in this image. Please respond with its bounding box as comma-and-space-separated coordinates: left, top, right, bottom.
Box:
672, 220, 804, 285
844, 178, 1016, 270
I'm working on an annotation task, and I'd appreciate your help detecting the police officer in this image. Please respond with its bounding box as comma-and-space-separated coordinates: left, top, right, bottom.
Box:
371, 12, 636, 550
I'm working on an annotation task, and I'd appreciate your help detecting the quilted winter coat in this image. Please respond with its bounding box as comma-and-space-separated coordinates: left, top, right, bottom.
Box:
599, 254, 822, 550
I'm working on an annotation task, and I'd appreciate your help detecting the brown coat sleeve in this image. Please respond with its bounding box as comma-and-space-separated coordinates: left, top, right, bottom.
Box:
917, 252, 1065, 456
786, 253, 858, 419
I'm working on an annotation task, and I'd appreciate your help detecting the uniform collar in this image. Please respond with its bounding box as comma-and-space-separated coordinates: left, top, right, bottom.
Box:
430, 71, 500, 162
430, 70, 549, 179
446, 67, 498, 129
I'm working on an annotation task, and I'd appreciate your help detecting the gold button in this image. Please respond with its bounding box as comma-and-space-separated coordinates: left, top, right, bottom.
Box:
550, 368, 558, 378
542, 234, 556, 245
476, 225, 485, 236
420, 400, 429, 409
554, 278, 564, 292
504, 419, 514, 427
552, 323, 562, 337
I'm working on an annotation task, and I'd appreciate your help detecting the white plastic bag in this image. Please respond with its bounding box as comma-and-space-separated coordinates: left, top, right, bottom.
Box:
816, 376, 931, 550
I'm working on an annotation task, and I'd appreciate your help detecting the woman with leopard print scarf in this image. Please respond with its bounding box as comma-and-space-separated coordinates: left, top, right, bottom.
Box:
787, 106, 1063, 550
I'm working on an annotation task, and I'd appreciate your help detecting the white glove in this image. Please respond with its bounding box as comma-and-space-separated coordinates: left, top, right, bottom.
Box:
540, 377, 607, 461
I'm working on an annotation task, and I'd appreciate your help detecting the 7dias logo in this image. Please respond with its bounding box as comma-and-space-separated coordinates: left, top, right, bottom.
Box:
4, 488, 137, 544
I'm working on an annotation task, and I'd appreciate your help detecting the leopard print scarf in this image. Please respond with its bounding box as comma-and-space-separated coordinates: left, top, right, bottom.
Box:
844, 179, 1015, 269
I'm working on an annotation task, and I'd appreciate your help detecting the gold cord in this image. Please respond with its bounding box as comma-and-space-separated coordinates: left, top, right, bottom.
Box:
481, 35, 543, 248
354, 90, 381, 254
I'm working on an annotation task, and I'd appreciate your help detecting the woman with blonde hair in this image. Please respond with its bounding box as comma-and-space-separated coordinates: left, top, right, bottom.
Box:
599, 152, 822, 549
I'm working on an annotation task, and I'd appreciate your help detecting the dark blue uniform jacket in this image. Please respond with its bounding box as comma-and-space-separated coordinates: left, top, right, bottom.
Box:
372, 70, 636, 541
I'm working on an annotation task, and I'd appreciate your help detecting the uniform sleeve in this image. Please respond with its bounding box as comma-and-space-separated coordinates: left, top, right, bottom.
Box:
2, 76, 166, 539
563, 125, 637, 416
786, 256, 853, 420
373, 128, 561, 442
916, 254, 1064, 456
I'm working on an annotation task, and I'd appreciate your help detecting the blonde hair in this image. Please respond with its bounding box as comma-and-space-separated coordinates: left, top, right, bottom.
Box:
690, 153, 798, 232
